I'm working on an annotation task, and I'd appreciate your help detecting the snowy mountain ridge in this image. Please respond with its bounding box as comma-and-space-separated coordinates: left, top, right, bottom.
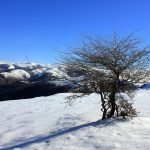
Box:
0, 62, 67, 84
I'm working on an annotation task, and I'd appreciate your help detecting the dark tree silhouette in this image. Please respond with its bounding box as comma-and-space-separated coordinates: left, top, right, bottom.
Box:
63, 33, 150, 119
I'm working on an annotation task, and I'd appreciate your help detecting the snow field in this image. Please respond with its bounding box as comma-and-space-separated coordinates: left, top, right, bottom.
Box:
0, 90, 150, 150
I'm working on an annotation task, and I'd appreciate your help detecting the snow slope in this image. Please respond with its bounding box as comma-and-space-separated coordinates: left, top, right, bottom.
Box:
0, 90, 150, 150
0, 69, 31, 85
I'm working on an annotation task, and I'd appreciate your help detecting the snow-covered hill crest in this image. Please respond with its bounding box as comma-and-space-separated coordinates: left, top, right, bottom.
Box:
0, 62, 67, 85
0, 90, 150, 150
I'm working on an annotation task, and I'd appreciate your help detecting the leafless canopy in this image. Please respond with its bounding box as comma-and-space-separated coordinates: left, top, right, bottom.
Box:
63, 33, 150, 119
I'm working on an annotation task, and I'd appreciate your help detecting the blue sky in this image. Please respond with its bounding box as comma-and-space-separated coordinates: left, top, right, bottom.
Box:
0, 0, 150, 63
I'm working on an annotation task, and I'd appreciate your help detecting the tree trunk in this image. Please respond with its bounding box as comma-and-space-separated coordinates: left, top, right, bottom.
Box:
108, 91, 116, 118
108, 77, 119, 118
100, 92, 107, 120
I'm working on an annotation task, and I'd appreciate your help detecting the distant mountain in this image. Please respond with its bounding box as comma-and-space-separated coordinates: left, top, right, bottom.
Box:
0, 62, 74, 101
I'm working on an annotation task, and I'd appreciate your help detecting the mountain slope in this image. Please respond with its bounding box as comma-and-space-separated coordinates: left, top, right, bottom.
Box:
0, 90, 150, 150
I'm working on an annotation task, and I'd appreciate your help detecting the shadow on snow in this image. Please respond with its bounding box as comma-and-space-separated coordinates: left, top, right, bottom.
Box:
1, 119, 118, 150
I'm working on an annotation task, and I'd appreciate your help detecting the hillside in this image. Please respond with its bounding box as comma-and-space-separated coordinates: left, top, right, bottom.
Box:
0, 89, 150, 150
0, 62, 73, 101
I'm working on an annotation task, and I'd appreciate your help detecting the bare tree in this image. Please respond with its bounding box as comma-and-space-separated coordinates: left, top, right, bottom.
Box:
63, 33, 150, 120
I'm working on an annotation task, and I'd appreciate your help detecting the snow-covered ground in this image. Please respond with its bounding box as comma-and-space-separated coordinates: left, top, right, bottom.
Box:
0, 89, 150, 150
